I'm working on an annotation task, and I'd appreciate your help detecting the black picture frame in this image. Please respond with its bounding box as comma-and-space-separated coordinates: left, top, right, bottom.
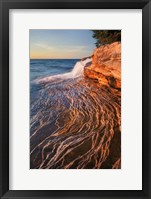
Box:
0, 0, 150, 198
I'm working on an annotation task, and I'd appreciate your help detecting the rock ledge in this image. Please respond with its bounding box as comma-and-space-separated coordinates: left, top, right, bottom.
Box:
84, 42, 121, 89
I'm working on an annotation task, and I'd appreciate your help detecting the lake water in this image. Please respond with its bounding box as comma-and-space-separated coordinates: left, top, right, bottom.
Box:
30, 59, 121, 169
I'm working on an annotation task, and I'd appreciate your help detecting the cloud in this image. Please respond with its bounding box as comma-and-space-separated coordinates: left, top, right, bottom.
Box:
58, 45, 89, 53
34, 43, 53, 50
34, 43, 89, 52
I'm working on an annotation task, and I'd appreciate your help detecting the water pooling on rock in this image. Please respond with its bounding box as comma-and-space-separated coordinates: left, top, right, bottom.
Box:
30, 57, 121, 169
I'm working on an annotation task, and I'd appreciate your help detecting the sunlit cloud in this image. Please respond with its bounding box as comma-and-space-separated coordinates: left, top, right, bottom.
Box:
59, 45, 88, 50
30, 30, 96, 59
68, 46, 87, 49
34, 43, 53, 50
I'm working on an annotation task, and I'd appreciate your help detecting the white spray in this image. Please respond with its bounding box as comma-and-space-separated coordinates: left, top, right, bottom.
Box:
36, 58, 91, 84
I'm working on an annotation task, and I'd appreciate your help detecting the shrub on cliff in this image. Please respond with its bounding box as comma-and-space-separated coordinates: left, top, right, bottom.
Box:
92, 30, 121, 47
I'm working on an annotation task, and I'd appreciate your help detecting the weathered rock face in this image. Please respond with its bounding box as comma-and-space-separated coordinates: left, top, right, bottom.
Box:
84, 42, 121, 89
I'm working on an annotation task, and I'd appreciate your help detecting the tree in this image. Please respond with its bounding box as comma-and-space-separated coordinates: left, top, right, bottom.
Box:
92, 30, 121, 47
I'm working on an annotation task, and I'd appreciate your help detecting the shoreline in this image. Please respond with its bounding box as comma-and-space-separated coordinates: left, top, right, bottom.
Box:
30, 41, 121, 169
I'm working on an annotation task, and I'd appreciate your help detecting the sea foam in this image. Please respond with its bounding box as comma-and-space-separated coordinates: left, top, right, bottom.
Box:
35, 58, 91, 84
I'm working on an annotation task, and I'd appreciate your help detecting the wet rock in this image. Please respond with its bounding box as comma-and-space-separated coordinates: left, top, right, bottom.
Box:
84, 42, 121, 89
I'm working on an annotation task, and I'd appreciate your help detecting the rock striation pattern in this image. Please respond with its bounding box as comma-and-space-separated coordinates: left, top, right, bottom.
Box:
30, 43, 121, 169
84, 42, 121, 89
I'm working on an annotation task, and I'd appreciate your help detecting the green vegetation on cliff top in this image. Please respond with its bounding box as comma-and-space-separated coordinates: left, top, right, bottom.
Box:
92, 30, 121, 47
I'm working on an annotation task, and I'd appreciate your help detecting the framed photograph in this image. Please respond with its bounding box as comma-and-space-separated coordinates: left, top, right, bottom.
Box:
0, 0, 150, 198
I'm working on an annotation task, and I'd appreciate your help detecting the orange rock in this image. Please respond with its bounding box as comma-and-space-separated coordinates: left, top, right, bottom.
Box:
84, 42, 121, 89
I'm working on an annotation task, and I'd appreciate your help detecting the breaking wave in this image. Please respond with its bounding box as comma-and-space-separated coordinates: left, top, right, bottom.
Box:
30, 58, 121, 169
35, 58, 91, 84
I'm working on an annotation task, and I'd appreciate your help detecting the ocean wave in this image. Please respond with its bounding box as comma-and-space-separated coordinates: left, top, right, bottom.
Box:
30, 76, 121, 169
34, 58, 92, 84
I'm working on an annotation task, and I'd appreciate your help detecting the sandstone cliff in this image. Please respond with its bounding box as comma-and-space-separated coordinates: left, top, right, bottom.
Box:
84, 42, 121, 89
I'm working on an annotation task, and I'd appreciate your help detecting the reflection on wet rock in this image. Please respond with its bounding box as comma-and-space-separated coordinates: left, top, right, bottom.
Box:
30, 77, 121, 169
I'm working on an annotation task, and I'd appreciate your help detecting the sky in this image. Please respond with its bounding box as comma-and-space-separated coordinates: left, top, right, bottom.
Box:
30, 30, 96, 59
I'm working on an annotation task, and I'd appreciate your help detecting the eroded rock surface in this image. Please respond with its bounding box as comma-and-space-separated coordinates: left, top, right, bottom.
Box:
84, 42, 121, 89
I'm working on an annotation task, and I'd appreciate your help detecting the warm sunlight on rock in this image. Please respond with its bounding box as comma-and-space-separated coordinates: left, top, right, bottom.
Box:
84, 42, 121, 89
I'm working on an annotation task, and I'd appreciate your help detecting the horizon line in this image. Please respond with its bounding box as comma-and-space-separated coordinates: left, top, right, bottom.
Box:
30, 58, 81, 60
